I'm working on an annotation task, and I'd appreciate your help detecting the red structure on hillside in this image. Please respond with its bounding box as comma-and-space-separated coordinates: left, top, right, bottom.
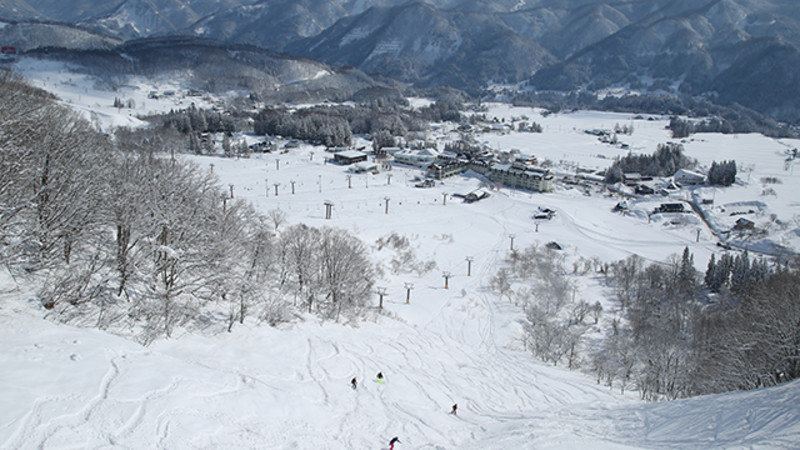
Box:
1, 46, 17, 61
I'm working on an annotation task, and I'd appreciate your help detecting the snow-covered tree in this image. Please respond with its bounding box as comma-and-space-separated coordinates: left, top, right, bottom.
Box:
316, 227, 375, 320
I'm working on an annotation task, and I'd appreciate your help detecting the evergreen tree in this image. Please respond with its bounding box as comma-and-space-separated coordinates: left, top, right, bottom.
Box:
705, 253, 717, 289
704, 253, 732, 293
222, 133, 232, 157
708, 160, 737, 186
730, 250, 751, 294
677, 246, 696, 291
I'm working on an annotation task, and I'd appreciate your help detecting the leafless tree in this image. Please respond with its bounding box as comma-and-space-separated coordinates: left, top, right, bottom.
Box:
0, 76, 109, 268
278, 224, 322, 313
267, 208, 287, 231
317, 227, 375, 320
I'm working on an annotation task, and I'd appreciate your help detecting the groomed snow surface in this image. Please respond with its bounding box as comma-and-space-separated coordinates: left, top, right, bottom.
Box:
2, 65, 800, 448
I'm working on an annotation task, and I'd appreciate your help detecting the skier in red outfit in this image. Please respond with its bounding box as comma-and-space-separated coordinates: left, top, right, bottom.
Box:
389, 436, 400, 449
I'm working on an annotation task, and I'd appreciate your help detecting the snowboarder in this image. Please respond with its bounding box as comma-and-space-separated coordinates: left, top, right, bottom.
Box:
389, 436, 400, 449
351, 377, 357, 390
376, 372, 384, 384
450, 403, 458, 415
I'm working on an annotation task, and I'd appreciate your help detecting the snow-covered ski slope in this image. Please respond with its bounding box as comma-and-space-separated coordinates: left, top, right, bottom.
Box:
3, 63, 800, 448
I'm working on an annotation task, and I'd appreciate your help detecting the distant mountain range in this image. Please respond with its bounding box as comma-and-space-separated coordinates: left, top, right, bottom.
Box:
2, 0, 800, 122
10, 33, 382, 104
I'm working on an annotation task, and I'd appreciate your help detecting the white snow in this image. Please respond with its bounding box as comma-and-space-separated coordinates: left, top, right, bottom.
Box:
2, 71, 800, 449
340, 26, 377, 47
12, 58, 218, 132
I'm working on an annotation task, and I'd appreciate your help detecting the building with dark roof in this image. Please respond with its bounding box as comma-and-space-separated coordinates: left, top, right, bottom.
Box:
333, 150, 368, 165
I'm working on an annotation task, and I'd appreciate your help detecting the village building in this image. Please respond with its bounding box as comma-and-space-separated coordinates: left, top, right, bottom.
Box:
490, 123, 511, 133
734, 218, 755, 230
326, 146, 350, 153
674, 168, 706, 185
333, 150, 368, 165
379, 147, 404, 157
623, 172, 643, 186
348, 161, 379, 174
656, 203, 686, 213
393, 148, 438, 167
514, 154, 538, 165
460, 189, 491, 203
428, 160, 468, 179
470, 162, 554, 193
249, 141, 275, 153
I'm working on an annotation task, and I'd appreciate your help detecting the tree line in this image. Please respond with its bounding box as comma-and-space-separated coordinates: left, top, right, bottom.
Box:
251, 99, 463, 148
134, 95, 462, 154
0, 73, 376, 344
604, 142, 696, 183
510, 91, 796, 138
254, 107, 354, 147
595, 248, 798, 400
149, 104, 236, 135
491, 239, 800, 401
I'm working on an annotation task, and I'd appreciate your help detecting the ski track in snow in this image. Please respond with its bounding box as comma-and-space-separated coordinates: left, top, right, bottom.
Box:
3, 202, 784, 448
2, 89, 800, 447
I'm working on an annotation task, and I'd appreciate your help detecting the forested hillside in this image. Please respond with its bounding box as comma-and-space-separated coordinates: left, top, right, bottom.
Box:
0, 73, 376, 344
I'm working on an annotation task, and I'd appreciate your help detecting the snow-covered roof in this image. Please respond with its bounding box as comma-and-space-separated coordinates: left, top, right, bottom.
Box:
674, 168, 705, 179
336, 150, 367, 159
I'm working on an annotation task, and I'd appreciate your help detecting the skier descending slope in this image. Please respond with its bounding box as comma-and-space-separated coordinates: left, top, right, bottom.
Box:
351, 377, 357, 390
388, 436, 400, 449
375, 372, 384, 384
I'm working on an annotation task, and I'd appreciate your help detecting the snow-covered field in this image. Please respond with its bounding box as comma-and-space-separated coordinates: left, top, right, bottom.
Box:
2, 61, 800, 449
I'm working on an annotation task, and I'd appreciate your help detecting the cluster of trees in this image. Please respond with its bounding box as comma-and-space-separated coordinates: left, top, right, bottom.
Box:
707, 160, 737, 186
597, 248, 798, 400
416, 98, 464, 123
518, 121, 543, 133
594, 248, 796, 400
254, 107, 353, 147
252, 100, 460, 149
613, 122, 634, 135
136, 93, 461, 155
492, 233, 799, 401
306, 103, 429, 136
113, 97, 135, 109
704, 251, 771, 294
0, 73, 376, 344
374, 232, 437, 276
604, 142, 695, 183
593, 249, 706, 399
490, 245, 601, 369
669, 116, 743, 139
151, 104, 236, 135
276, 224, 375, 321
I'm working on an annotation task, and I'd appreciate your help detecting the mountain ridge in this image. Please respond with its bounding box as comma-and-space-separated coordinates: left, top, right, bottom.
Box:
3, 0, 800, 122
14, 33, 385, 104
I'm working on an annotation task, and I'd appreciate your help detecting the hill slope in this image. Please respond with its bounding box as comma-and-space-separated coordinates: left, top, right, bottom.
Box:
4, 68, 800, 448
17, 35, 383, 103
